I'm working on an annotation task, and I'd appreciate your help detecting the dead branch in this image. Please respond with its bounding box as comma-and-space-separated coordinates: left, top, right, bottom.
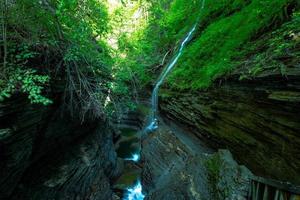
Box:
149, 48, 173, 73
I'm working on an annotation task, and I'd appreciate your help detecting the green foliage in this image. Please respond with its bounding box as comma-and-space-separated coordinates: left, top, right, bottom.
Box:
0, 68, 52, 105
107, 0, 158, 90
2, 0, 119, 119
0, 43, 52, 105
56, 0, 110, 64
115, 0, 251, 89
167, 0, 296, 89
237, 11, 300, 79
116, 0, 297, 91
2, 0, 298, 117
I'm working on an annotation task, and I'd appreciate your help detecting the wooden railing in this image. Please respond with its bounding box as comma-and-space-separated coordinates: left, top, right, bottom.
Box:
248, 176, 300, 200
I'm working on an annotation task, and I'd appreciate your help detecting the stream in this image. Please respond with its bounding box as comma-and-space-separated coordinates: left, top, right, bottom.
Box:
146, 24, 197, 133
114, 24, 199, 200
116, 3, 205, 198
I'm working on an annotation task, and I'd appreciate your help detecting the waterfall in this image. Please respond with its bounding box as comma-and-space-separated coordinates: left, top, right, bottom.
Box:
124, 180, 145, 200
145, 24, 197, 132
124, 153, 140, 162
145, 0, 206, 132
123, 2, 206, 199
123, 26, 198, 200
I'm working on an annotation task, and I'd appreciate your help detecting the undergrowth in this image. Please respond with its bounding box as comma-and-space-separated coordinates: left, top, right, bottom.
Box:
166, 0, 298, 89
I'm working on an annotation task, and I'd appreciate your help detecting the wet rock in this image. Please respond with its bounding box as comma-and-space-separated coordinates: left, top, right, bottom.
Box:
141, 124, 252, 200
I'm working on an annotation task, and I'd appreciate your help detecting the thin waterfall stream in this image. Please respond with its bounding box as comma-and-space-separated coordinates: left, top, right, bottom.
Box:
146, 24, 197, 132
123, 2, 205, 199
123, 25, 198, 200
146, 0, 205, 132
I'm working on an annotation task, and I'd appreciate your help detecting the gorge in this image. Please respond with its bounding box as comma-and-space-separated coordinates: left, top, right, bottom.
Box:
1, 0, 300, 200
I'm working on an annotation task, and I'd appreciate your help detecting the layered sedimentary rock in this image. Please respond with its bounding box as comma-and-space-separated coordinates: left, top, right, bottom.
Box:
0, 95, 120, 199
160, 14, 300, 185
160, 62, 300, 185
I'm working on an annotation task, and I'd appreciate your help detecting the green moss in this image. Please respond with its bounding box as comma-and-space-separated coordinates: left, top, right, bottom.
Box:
114, 171, 141, 190
135, 104, 151, 116
236, 11, 300, 79
116, 138, 139, 158
205, 155, 225, 200
116, 0, 298, 91
167, 0, 296, 89
119, 128, 137, 138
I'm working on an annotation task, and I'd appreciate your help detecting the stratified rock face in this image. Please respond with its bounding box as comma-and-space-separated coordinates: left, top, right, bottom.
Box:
0, 96, 119, 200
160, 14, 300, 185
160, 69, 300, 185
141, 122, 252, 200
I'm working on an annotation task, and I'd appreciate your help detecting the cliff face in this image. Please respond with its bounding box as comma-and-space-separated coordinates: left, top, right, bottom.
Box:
0, 95, 119, 199
141, 118, 252, 200
160, 15, 300, 185
161, 71, 300, 184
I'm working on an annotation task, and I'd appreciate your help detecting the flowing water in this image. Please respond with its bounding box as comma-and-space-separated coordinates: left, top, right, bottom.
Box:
124, 181, 145, 200
145, 24, 197, 132
147, 0, 205, 132
124, 2, 206, 198
122, 25, 198, 200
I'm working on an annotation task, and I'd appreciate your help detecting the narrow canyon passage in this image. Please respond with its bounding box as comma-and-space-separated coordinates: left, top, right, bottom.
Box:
1, 0, 300, 200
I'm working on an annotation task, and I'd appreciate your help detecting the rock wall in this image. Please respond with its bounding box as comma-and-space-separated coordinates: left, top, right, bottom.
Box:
160, 69, 300, 185
160, 13, 300, 185
141, 120, 252, 200
0, 95, 120, 199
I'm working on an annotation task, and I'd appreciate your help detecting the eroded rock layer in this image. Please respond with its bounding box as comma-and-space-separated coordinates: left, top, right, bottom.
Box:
0, 96, 119, 200
160, 68, 300, 185
141, 120, 252, 200
160, 14, 300, 185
